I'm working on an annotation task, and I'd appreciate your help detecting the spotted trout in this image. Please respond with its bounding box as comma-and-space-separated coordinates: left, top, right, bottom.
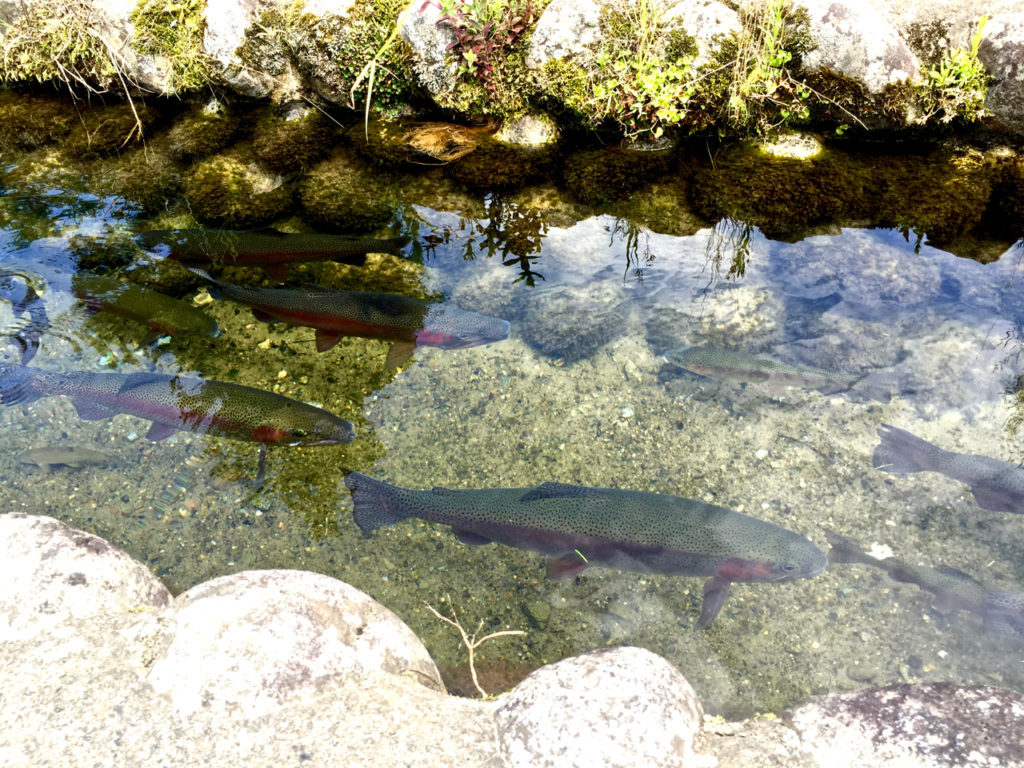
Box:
138, 228, 410, 281
665, 345, 890, 401
189, 268, 511, 368
344, 472, 827, 628
873, 423, 1024, 514
0, 363, 355, 482
824, 529, 1024, 640
72, 273, 219, 338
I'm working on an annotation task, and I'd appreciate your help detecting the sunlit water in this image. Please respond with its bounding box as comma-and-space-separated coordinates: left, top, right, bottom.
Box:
2, 154, 1023, 717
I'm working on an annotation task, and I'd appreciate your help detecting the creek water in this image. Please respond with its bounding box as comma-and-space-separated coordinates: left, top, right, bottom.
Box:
2, 107, 1023, 717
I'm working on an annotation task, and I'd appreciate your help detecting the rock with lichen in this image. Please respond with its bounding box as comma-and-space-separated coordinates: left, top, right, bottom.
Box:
183, 148, 293, 226
166, 99, 241, 162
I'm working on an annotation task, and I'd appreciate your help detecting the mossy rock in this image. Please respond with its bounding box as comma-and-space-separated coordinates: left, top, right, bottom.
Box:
0, 90, 78, 151
604, 179, 707, 238
252, 103, 340, 174
690, 140, 878, 240
347, 120, 417, 168
123, 257, 205, 297
444, 135, 558, 191
61, 101, 163, 158
299, 148, 394, 231
94, 135, 184, 212
166, 100, 241, 162
563, 145, 677, 207
67, 228, 142, 271
183, 149, 294, 226
875, 148, 993, 244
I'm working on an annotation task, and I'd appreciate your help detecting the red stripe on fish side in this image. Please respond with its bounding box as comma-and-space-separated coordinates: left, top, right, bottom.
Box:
716, 557, 775, 580
249, 306, 416, 341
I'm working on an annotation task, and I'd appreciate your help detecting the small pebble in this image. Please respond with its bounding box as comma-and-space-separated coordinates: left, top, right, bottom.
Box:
620, 406, 634, 419
755, 448, 769, 459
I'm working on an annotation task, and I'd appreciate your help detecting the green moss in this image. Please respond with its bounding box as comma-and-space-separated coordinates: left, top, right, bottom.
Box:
0, 90, 78, 151
299, 148, 396, 231
563, 145, 676, 207
130, 0, 213, 92
444, 134, 557, 191
347, 119, 419, 168
183, 149, 295, 226
61, 102, 162, 157
252, 104, 339, 174
93, 135, 184, 213
67, 228, 143, 271
165, 100, 241, 162
436, 48, 537, 121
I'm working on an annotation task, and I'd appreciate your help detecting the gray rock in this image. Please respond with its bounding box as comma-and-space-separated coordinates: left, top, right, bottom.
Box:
400, 0, 459, 97
663, 0, 741, 66
799, 0, 921, 94
786, 683, 1024, 768
147, 569, 444, 717
495, 113, 561, 145
979, 13, 1024, 129
494, 646, 707, 768
525, 0, 603, 70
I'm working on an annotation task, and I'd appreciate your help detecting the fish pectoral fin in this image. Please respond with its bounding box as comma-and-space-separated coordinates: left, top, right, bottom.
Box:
969, 483, 1019, 514
695, 577, 732, 629
71, 399, 118, 421
385, 342, 416, 370
520, 482, 596, 502
453, 529, 492, 546
315, 330, 342, 353
546, 555, 589, 581
145, 422, 179, 441
251, 309, 279, 324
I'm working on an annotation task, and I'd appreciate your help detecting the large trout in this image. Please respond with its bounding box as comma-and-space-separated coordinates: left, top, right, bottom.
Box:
0, 363, 355, 482
138, 228, 410, 281
190, 269, 511, 368
344, 472, 826, 628
873, 423, 1024, 514
72, 273, 220, 338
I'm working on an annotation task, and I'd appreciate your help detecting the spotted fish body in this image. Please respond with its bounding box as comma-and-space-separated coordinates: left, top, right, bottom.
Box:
873, 423, 1024, 514
193, 271, 511, 365
0, 363, 355, 446
138, 228, 409, 280
344, 472, 826, 628
665, 345, 889, 400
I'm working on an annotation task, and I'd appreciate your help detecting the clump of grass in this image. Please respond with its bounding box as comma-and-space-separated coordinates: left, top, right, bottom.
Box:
1, 0, 145, 138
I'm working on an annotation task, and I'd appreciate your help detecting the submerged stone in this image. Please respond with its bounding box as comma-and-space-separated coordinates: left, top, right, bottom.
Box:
252, 101, 339, 174
563, 145, 677, 207
165, 99, 241, 162
183, 149, 294, 226
0, 90, 78, 151
299, 148, 394, 231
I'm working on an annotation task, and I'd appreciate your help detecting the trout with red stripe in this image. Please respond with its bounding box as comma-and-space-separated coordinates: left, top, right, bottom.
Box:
138, 228, 409, 281
190, 269, 511, 368
344, 473, 826, 628
0, 363, 354, 481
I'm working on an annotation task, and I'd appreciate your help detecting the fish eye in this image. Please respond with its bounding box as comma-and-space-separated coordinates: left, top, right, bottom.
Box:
781, 563, 797, 573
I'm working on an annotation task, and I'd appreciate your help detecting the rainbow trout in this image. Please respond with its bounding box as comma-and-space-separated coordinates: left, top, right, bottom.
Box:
72, 273, 219, 338
190, 269, 510, 368
824, 529, 1024, 640
873, 423, 1024, 514
344, 472, 826, 628
665, 345, 890, 401
0, 363, 355, 482
138, 228, 410, 281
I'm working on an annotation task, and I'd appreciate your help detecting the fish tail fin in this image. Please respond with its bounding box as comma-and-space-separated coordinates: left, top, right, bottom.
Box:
872, 423, 941, 474
0, 363, 43, 406
344, 471, 410, 536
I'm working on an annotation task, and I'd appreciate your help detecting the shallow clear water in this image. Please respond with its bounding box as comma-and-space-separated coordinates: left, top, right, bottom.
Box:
2, 137, 1023, 717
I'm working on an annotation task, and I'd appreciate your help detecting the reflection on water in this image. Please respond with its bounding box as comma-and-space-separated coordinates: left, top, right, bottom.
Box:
2, 153, 1024, 718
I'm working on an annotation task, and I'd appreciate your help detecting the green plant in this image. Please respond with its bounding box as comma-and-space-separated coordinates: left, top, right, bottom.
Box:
431, 0, 536, 92
589, 0, 695, 139
922, 16, 989, 123
725, 0, 809, 132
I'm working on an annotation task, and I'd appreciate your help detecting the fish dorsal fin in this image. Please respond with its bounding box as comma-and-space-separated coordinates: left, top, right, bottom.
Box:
520, 482, 598, 502
385, 342, 416, 370
72, 399, 118, 421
